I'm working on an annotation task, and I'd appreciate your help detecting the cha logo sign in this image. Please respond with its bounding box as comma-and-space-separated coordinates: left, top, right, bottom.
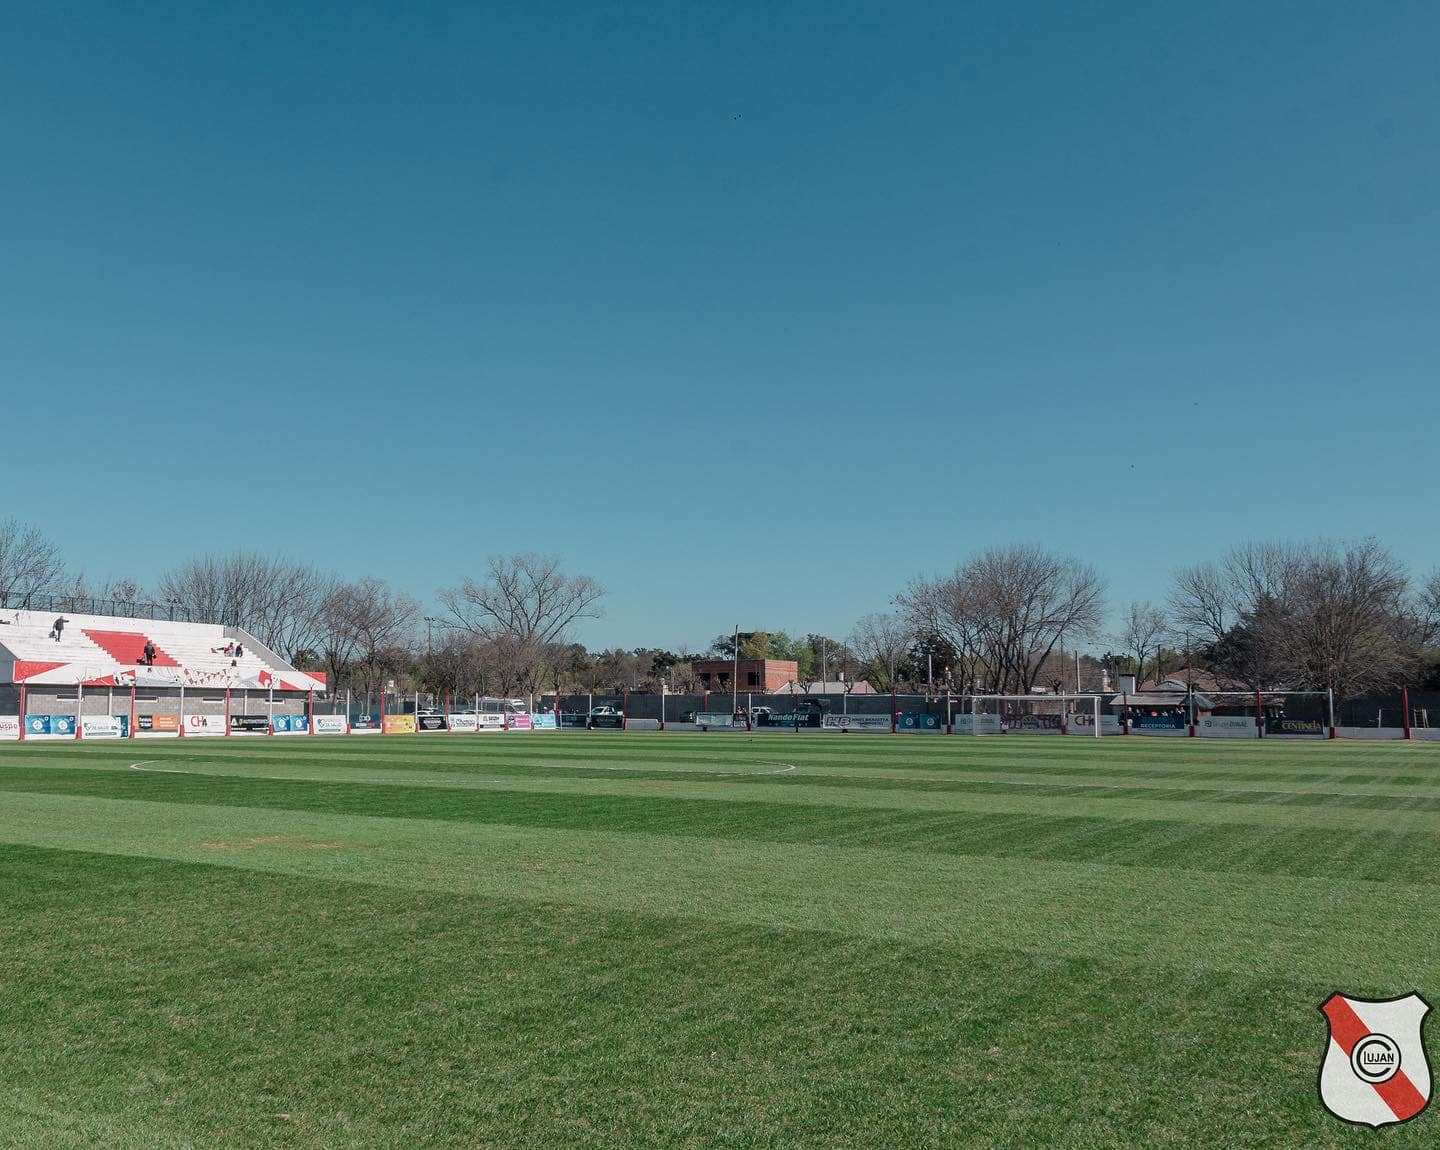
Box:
1318, 993, 1430, 1127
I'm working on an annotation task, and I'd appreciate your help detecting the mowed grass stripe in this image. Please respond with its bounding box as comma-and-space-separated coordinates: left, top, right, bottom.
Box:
1, 844, 1413, 1149
17, 759, 1440, 834
9, 731, 1440, 789
19, 746, 1440, 802
1, 764, 1437, 882
0, 791, 1437, 985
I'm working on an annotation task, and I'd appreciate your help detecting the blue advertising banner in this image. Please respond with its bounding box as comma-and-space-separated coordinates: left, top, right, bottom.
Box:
530, 714, 557, 729
559, 714, 589, 728
23, 715, 78, 736
1132, 712, 1187, 730
897, 713, 941, 730
272, 715, 310, 733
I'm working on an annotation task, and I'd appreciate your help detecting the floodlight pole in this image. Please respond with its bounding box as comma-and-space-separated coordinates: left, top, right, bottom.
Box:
732, 625, 739, 716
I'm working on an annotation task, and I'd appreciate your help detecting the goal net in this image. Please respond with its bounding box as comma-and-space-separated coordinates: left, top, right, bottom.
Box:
1194, 690, 1333, 739
956, 694, 1112, 736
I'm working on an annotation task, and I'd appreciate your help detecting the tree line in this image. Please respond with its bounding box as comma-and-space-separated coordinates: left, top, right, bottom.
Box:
1, 517, 1437, 702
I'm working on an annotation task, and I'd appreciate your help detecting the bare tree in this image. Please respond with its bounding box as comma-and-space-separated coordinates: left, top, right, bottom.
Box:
0, 520, 65, 607
1281, 539, 1413, 700
848, 613, 913, 692
157, 552, 339, 660
438, 554, 604, 695
1170, 542, 1304, 647
319, 576, 420, 696
899, 545, 1105, 695
1114, 601, 1170, 684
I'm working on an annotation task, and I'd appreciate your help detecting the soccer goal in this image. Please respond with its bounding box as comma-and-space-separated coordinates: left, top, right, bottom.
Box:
1196, 689, 1335, 739
956, 694, 1110, 737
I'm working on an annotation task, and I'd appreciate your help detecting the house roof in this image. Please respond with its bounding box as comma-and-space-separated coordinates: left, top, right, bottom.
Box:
1112, 687, 1216, 710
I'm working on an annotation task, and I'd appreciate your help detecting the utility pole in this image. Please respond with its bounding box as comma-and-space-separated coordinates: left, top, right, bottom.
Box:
732, 624, 739, 715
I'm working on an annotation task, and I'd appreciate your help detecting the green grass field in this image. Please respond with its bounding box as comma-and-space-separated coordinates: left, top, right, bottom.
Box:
1, 732, 1437, 1148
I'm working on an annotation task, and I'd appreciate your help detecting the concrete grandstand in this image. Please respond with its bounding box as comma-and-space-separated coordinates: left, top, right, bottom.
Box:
0, 607, 325, 739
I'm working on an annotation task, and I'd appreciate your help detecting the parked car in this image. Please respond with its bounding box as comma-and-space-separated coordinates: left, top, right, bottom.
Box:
589, 705, 620, 717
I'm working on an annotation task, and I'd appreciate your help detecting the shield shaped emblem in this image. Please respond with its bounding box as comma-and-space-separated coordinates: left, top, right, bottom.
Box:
1318, 993, 1431, 1127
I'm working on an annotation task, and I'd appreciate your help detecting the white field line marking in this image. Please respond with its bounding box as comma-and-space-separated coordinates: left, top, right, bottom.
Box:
126, 759, 1372, 801
125, 760, 801, 782
128, 761, 188, 774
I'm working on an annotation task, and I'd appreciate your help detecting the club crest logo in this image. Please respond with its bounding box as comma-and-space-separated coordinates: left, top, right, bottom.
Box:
1318, 993, 1430, 1127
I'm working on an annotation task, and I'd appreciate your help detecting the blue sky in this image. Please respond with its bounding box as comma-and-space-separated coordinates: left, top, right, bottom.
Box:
4, 1, 1438, 651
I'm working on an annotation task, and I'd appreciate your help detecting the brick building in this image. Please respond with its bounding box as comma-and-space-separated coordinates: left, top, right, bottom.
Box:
691, 658, 798, 693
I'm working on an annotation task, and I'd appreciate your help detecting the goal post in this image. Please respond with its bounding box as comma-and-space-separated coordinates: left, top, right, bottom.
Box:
1195, 689, 1335, 739
957, 694, 1110, 736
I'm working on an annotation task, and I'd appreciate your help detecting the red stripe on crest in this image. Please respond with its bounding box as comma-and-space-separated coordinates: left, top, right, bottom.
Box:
1323, 996, 1428, 1121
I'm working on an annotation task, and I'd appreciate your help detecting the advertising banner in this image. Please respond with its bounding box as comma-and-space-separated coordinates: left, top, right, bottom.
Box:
558, 714, 589, 728
23, 714, 78, 739
272, 715, 309, 734
151, 714, 180, 732
0, 715, 19, 741
1197, 715, 1260, 738
183, 713, 228, 737
382, 714, 417, 735
1002, 714, 1063, 733
314, 715, 349, 735
80, 715, 127, 739
952, 714, 1004, 734
508, 715, 534, 731
757, 712, 808, 727
530, 714, 557, 730
1132, 712, 1188, 730
821, 714, 891, 731
417, 714, 450, 732
588, 714, 626, 729
477, 713, 507, 730
693, 712, 735, 729
1064, 713, 1124, 734
350, 713, 380, 732
229, 715, 270, 734
1266, 716, 1326, 737
896, 713, 942, 731
446, 714, 478, 733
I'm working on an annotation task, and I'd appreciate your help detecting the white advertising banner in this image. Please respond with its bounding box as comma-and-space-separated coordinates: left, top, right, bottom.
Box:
476, 713, 507, 730
80, 716, 125, 739
1197, 715, 1260, 739
0, 715, 20, 741
694, 712, 736, 729
447, 714, 479, 733
183, 714, 229, 737
952, 714, 1004, 735
1064, 713, 1123, 735
821, 714, 891, 731
313, 715, 349, 735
